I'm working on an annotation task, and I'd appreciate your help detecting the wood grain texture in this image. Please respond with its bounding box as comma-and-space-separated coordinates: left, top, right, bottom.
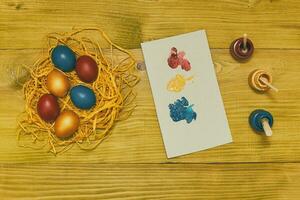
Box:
1, 163, 300, 200
0, 49, 299, 164
0, 0, 300, 49
1, 0, 300, 199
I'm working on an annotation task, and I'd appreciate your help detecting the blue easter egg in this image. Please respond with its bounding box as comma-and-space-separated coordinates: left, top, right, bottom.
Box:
70, 85, 96, 109
51, 45, 76, 72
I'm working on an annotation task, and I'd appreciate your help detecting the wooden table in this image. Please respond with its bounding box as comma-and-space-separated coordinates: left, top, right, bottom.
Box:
1, 0, 300, 199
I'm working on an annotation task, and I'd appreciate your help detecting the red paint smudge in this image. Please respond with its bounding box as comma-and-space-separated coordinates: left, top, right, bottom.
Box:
167, 47, 179, 68
167, 47, 191, 71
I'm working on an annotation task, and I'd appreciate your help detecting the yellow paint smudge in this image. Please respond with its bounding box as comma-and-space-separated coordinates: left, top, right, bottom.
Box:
167, 74, 193, 92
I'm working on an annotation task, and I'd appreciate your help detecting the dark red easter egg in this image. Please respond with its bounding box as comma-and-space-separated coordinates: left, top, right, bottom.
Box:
37, 94, 60, 122
75, 55, 99, 83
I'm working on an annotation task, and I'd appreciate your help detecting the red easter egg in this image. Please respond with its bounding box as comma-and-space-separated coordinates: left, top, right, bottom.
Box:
75, 55, 98, 83
37, 94, 60, 122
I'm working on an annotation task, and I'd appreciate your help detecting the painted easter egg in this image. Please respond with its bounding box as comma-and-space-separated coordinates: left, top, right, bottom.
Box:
75, 55, 99, 83
70, 85, 96, 109
54, 110, 80, 139
46, 69, 70, 97
37, 94, 60, 122
51, 45, 76, 72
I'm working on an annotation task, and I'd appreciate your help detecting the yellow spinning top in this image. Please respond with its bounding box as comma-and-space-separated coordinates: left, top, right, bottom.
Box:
248, 69, 278, 92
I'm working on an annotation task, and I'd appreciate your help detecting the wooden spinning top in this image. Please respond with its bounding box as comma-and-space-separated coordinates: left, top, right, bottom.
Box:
248, 69, 278, 92
249, 109, 274, 136
230, 34, 254, 61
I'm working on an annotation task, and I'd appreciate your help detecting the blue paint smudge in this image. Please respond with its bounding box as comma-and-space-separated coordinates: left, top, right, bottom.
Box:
168, 97, 197, 123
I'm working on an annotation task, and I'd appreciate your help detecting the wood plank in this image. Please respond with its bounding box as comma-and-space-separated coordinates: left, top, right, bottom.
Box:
0, 49, 299, 164
0, 0, 300, 49
1, 163, 300, 199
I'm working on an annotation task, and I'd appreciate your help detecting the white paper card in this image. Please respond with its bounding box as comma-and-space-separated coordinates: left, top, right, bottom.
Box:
141, 30, 232, 158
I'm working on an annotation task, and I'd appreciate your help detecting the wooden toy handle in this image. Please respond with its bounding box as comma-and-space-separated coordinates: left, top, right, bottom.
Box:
243, 33, 247, 50
259, 77, 279, 92
261, 118, 273, 136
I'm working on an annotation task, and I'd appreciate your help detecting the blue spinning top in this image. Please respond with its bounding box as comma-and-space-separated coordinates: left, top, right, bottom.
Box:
249, 109, 273, 136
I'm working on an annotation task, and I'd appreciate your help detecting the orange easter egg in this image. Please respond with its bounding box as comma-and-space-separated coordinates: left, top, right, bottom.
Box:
46, 69, 70, 97
54, 110, 80, 139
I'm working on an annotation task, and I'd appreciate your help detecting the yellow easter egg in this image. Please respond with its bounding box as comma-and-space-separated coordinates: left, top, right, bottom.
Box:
54, 110, 80, 139
46, 69, 70, 97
